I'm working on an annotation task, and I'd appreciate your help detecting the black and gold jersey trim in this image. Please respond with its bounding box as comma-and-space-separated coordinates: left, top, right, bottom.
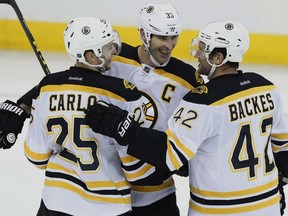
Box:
37, 67, 142, 102
46, 171, 131, 196
114, 43, 203, 89
190, 187, 278, 206
184, 72, 275, 105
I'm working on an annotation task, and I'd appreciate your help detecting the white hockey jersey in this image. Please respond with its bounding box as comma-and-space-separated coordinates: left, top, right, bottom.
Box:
127, 71, 288, 215
24, 67, 146, 216
106, 43, 204, 206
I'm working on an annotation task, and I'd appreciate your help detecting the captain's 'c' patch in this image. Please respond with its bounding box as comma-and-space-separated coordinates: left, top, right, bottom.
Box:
123, 80, 136, 90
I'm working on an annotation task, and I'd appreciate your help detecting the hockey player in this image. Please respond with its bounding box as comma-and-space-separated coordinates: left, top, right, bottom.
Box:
22, 17, 147, 216
0, 3, 203, 216
106, 3, 203, 216
85, 20, 288, 216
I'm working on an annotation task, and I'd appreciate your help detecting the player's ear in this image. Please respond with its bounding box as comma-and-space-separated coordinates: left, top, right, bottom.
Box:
214, 52, 225, 65
209, 51, 225, 65
139, 29, 148, 45
84, 50, 96, 63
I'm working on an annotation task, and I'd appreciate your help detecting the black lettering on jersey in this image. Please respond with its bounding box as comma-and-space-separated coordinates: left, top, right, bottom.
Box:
50, 95, 57, 111
251, 96, 261, 114
229, 93, 274, 122
49, 94, 98, 112
162, 84, 176, 103
266, 93, 274, 110
87, 96, 97, 108
67, 95, 76, 111
76, 94, 85, 111
58, 95, 65, 111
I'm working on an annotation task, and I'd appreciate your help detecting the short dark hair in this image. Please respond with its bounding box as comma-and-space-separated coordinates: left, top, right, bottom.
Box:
209, 48, 239, 69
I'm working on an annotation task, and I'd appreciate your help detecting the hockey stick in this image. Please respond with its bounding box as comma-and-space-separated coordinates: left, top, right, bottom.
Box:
0, 0, 51, 75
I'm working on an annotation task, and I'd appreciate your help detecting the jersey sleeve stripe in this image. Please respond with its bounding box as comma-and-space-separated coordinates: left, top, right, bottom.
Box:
24, 141, 52, 161
26, 157, 48, 169
166, 129, 195, 159
166, 141, 181, 170
131, 177, 175, 192
272, 143, 288, 152
271, 133, 288, 140
121, 155, 140, 164
123, 164, 155, 180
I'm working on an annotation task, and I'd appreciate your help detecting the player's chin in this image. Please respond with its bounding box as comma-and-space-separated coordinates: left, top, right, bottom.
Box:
158, 54, 170, 63
104, 63, 112, 71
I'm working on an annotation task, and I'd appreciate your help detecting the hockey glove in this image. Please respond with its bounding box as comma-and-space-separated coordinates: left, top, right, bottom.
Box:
0, 100, 29, 149
85, 101, 141, 146
279, 172, 287, 215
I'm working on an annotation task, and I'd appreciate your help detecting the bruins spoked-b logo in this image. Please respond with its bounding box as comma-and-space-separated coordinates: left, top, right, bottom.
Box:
191, 85, 208, 94
140, 91, 158, 129
82, 26, 91, 35
146, 5, 154, 13
225, 23, 234, 30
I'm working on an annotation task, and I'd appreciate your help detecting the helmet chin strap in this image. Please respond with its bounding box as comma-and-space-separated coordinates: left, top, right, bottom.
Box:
205, 53, 229, 80
83, 57, 106, 73
207, 65, 217, 80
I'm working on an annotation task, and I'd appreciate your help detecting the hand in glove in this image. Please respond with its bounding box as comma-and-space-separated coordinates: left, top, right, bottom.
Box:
84, 101, 140, 146
0, 100, 29, 149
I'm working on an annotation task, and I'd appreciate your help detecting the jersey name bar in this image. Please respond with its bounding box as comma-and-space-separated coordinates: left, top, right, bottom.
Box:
49, 94, 98, 112
228, 93, 274, 122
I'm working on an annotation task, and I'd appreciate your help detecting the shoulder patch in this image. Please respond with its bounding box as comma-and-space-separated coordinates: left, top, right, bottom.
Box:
123, 80, 136, 90
191, 85, 208, 94
195, 71, 204, 84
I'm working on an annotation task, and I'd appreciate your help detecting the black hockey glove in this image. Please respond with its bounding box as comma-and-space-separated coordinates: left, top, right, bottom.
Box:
84, 101, 141, 146
279, 172, 287, 215
0, 100, 29, 149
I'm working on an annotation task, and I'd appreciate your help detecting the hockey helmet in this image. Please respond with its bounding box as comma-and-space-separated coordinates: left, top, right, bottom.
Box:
64, 17, 121, 67
138, 3, 183, 43
191, 20, 250, 62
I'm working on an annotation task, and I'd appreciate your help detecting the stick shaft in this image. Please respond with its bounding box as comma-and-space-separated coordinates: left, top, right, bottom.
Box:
1, 0, 51, 75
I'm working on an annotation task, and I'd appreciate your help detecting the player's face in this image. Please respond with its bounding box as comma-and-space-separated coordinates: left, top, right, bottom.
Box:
194, 41, 211, 76
149, 35, 178, 64
102, 42, 117, 70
